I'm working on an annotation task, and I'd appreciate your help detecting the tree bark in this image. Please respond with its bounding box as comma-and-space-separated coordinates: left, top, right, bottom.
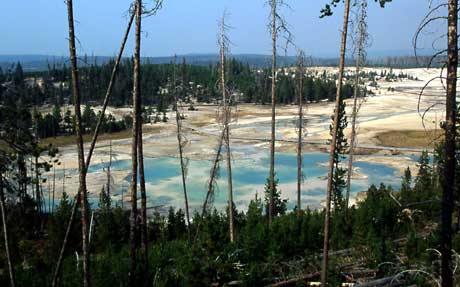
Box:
269, 0, 277, 226
137, 75, 149, 286
296, 54, 304, 217
66, 1, 91, 286
52, 4, 135, 287
129, 0, 142, 283
0, 174, 15, 287
35, 155, 41, 214
321, 0, 351, 285
441, 1, 457, 286
52, 165, 56, 213
346, 1, 366, 210
220, 15, 235, 243
203, 129, 226, 215
107, 141, 111, 198
173, 58, 191, 243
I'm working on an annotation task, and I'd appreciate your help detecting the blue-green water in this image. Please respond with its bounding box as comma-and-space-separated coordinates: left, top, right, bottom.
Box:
88, 147, 403, 212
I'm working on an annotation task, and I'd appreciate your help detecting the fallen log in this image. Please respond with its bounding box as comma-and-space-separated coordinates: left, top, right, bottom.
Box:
264, 271, 321, 287
354, 276, 403, 287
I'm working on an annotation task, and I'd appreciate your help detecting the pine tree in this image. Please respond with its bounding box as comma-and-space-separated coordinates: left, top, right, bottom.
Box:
264, 177, 287, 217
400, 167, 412, 205
414, 151, 433, 199
328, 97, 348, 210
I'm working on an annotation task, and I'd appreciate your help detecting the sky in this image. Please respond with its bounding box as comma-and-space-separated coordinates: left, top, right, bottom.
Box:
0, 0, 442, 58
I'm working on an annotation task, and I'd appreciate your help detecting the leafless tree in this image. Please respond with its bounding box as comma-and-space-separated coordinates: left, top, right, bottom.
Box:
195, 126, 226, 243
52, 5, 135, 286
129, 0, 142, 283
267, 0, 293, 226
107, 141, 112, 197
441, 1, 457, 285
65, 0, 91, 285
295, 50, 306, 217
321, 0, 351, 285
132, 2, 163, 282
52, 164, 56, 213
413, 1, 457, 285
345, 0, 369, 210
219, 12, 235, 242
202, 129, 225, 218
173, 56, 191, 243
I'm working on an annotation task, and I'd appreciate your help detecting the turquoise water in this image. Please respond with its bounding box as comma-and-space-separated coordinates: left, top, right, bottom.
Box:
88, 147, 402, 212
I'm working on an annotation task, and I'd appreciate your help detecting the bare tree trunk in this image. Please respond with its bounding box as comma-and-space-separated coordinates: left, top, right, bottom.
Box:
52, 165, 56, 213
346, 0, 367, 211
173, 57, 191, 243
138, 123, 148, 284
321, 0, 351, 285
220, 14, 235, 243
296, 52, 305, 217
441, 1, 457, 286
52, 5, 135, 287
224, 120, 234, 242
129, 0, 142, 283
0, 174, 15, 287
203, 129, 226, 215
137, 77, 149, 286
195, 127, 226, 243
66, 1, 91, 286
269, 0, 277, 226
63, 164, 66, 196
107, 141, 111, 198
35, 155, 41, 214
18, 154, 27, 204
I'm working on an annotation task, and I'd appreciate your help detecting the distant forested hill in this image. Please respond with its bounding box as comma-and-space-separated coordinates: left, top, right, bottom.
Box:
0, 53, 443, 72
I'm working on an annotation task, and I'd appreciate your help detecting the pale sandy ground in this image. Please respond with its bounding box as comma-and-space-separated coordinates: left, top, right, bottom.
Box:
42, 67, 456, 205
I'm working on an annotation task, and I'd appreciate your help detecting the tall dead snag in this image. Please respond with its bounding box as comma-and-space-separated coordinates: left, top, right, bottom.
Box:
295, 51, 305, 217
321, 0, 351, 285
202, 129, 225, 217
268, 0, 277, 226
173, 57, 191, 243
441, 1, 457, 286
0, 174, 15, 287
267, 0, 293, 226
52, 7, 135, 286
345, 0, 368, 210
107, 141, 112, 197
66, 0, 91, 285
129, 0, 142, 283
219, 13, 235, 243
195, 127, 226, 243
137, 24, 149, 287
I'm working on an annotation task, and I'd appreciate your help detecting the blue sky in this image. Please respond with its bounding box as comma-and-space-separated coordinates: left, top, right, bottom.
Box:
0, 0, 440, 57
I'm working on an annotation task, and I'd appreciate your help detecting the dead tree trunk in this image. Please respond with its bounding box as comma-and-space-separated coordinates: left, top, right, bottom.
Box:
66, 0, 91, 285
296, 52, 305, 217
269, 0, 277, 226
52, 6, 135, 287
107, 141, 111, 198
441, 1, 457, 286
173, 57, 191, 243
137, 70, 149, 287
346, 0, 367, 210
129, 0, 142, 283
321, 0, 351, 285
52, 165, 56, 213
203, 129, 226, 215
0, 174, 15, 287
219, 14, 235, 243
194, 127, 226, 243
138, 120, 148, 284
